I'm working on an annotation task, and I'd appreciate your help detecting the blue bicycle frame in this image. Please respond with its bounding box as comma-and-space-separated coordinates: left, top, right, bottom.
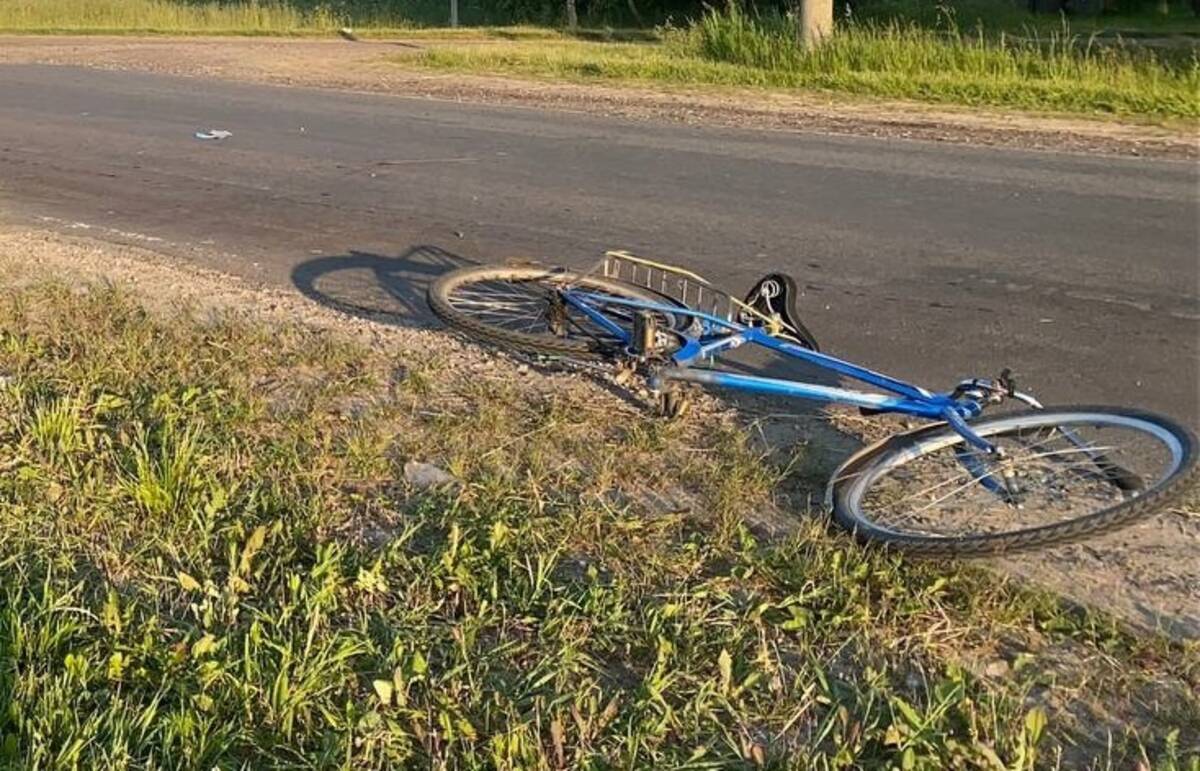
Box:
561, 287, 1001, 453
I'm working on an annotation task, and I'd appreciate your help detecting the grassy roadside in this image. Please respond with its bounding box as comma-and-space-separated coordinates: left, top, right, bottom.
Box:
0, 0, 342, 36
3, 0, 1196, 37
0, 241, 1197, 768
0, 0, 579, 37
413, 9, 1200, 118
414, 38, 1199, 118
853, 0, 1200, 36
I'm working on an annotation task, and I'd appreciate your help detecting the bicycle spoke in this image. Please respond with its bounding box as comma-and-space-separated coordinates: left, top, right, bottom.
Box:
451, 295, 542, 308
459, 307, 545, 324
855, 414, 1178, 540
438, 271, 674, 352
885, 442, 1120, 510
454, 287, 546, 303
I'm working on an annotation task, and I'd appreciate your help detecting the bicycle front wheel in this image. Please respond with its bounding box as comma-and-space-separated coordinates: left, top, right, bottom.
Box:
428, 264, 682, 360
828, 406, 1197, 557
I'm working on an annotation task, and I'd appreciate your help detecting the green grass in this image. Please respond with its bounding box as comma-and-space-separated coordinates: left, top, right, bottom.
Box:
0, 271, 1197, 767
0, 0, 626, 40
2, 0, 1195, 36
0, 0, 345, 35
0, 0, 647, 36
415, 7, 1199, 118
852, 0, 1200, 37
687, 7, 1199, 115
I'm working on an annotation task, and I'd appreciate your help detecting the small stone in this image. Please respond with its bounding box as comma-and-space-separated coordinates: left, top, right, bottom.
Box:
404, 460, 459, 491
984, 659, 1010, 678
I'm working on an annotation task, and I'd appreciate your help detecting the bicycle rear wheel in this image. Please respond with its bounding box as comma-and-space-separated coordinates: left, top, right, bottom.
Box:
828, 406, 1197, 556
428, 265, 682, 359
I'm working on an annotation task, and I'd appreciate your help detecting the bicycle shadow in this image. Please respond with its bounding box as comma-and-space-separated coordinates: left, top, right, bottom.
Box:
290, 245, 658, 408
291, 245, 475, 328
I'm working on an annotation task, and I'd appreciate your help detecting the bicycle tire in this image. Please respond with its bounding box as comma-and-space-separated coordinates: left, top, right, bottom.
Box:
827, 406, 1198, 557
428, 264, 682, 360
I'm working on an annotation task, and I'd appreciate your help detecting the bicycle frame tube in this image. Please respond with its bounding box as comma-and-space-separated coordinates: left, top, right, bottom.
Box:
562, 288, 986, 425
659, 367, 953, 417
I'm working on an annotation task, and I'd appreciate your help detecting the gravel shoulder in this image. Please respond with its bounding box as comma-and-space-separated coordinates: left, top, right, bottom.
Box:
0, 35, 1196, 159
2, 224, 1197, 643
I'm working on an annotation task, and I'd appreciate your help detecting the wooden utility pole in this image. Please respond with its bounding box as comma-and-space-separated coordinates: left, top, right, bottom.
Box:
799, 0, 833, 47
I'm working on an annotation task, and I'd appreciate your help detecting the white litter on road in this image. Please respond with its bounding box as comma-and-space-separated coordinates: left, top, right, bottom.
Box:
195, 129, 233, 140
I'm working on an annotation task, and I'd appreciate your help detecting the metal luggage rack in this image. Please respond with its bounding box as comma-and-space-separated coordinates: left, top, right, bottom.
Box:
599, 250, 739, 322
598, 249, 778, 330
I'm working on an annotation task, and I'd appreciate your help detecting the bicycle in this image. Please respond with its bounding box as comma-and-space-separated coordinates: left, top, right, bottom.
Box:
427, 251, 1198, 556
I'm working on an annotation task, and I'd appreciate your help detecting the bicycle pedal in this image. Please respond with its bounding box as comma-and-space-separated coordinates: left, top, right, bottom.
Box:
658, 388, 690, 419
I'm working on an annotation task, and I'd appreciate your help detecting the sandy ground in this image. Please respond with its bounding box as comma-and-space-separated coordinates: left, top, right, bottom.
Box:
0, 35, 1196, 159
1, 224, 1196, 642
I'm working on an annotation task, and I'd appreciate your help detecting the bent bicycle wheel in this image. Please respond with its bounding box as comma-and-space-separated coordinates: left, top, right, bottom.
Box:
428, 264, 683, 359
827, 406, 1197, 557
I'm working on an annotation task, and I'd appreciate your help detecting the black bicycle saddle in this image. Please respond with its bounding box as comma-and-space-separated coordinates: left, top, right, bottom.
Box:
740, 273, 820, 351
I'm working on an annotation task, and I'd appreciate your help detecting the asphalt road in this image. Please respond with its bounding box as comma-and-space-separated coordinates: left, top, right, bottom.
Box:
2, 64, 1197, 424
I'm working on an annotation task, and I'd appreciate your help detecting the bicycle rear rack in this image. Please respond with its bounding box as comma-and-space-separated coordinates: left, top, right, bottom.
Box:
599, 250, 785, 333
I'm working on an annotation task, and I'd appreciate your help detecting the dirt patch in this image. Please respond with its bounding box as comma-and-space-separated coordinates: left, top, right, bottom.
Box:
0, 35, 1195, 159
1, 223, 1196, 643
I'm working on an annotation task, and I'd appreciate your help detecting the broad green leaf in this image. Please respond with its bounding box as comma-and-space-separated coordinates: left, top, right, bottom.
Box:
718, 648, 733, 695
893, 696, 924, 729
177, 571, 201, 592
1024, 706, 1047, 744
372, 679, 393, 706
106, 652, 126, 681
101, 589, 122, 635
192, 633, 218, 659
239, 525, 268, 576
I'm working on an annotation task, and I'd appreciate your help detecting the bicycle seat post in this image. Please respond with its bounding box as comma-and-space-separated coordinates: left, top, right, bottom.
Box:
631, 310, 657, 358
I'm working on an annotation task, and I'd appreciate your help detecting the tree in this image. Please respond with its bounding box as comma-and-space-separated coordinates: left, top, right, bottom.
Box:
799, 0, 833, 47
565, 0, 579, 28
